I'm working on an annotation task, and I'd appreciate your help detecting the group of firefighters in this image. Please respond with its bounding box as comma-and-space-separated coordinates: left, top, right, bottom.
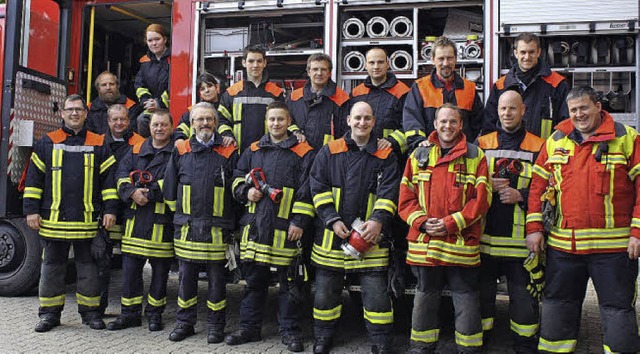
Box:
22, 30, 640, 354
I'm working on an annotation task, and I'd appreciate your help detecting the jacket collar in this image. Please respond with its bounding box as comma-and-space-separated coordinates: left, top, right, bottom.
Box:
429, 69, 466, 90
257, 133, 298, 149
364, 72, 399, 90
61, 123, 88, 138
189, 132, 224, 152
427, 130, 469, 163
303, 79, 338, 100
505, 59, 553, 88
89, 94, 128, 112
146, 47, 171, 62
138, 136, 174, 157
343, 132, 378, 155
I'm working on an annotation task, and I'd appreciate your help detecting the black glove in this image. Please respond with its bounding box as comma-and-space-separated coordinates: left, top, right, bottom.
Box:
387, 246, 406, 298
91, 227, 113, 270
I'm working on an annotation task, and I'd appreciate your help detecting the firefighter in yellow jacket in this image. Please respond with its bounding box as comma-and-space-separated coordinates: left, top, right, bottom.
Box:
399, 103, 491, 354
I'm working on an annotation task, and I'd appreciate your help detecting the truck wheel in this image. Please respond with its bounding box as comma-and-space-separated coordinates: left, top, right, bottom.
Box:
0, 218, 42, 296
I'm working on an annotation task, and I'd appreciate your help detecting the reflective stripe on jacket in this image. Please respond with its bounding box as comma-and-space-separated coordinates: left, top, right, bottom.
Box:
526, 111, 640, 254
116, 137, 175, 258
309, 134, 400, 272
135, 50, 170, 108
477, 129, 544, 258
23, 126, 118, 240
163, 134, 239, 262
398, 132, 491, 267
232, 134, 315, 267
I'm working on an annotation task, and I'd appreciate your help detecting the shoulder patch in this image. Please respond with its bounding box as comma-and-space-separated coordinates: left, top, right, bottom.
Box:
290, 141, 313, 157
386, 81, 411, 99
290, 88, 304, 101
132, 141, 144, 154
351, 84, 370, 97
328, 88, 350, 107
226, 81, 244, 96
46, 129, 68, 144
541, 71, 566, 88
466, 143, 479, 158
176, 139, 192, 155
614, 121, 628, 138
495, 75, 507, 91
250, 141, 260, 152
128, 133, 146, 147
328, 139, 348, 154
476, 132, 499, 150
552, 130, 566, 141
213, 144, 238, 158
139, 55, 151, 63
124, 98, 136, 109
372, 147, 393, 159
265, 82, 284, 97
85, 131, 105, 146
521, 132, 545, 152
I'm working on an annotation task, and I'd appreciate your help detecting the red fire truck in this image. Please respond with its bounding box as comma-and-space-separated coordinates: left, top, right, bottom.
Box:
0, 0, 637, 296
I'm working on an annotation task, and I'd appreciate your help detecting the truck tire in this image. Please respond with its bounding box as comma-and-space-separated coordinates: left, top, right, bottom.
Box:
0, 218, 42, 296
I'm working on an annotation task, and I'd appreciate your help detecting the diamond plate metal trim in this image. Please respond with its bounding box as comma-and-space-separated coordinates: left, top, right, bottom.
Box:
8, 71, 66, 184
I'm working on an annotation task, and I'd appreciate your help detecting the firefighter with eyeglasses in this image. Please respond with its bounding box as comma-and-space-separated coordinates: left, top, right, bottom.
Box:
226, 102, 315, 352
163, 102, 239, 344
476, 90, 545, 353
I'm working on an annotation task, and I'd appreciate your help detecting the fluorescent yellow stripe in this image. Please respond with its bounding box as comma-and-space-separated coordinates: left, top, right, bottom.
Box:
510, 319, 538, 337
166, 199, 176, 212
233, 102, 242, 149
84, 153, 94, 223
365, 193, 376, 220
482, 317, 494, 331
363, 308, 393, 324
24, 187, 43, 199
76, 293, 101, 307
213, 186, 224, 217
161, 91, 169, 108
178, 296, 198, 309
218, 105, 232, 120
541, 119, 553, 140
117, 177, 131, 190
232, 177, 245, 191
373, 198, 397, 215
323, 134, 334, 145
291, 201, 315, 217
182, 185, 191, 214
100, 155, 116, 175
313, 191, 334, 208
39, 294, 65, 307
538, 337, 577, 353
30, 153, 46, 172
455, 330, 482, 347
277, 187, 294, 219
147, 295, 166, 307
136, 87, 151, 99
410, 328, 439, 343
313, 305, 342, 321
121, 296, 143, 306
50, 149, 63, 222
207, 299, 227, 311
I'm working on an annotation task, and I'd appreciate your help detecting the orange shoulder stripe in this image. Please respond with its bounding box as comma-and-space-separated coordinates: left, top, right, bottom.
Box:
139, 55, 151, 63
176, 139, 192, 155
226, 81, 244, 96
124, 98, 136, 109
372, 147, 392, 159
476, 132, 499, 150
290, 88, 304, 101
351, 84, 370, 97
132, 141, 144, 154
46, 129, 68, 144
214, 144, 238, 158
541, 71, 566, 88
265, 82, 284, 97
85, 131, 105, 146
128, 133, 146, 147
495, 76, 507, 91
520, 132, 545, 152
328, 88, 350, 106
328, 139, 348, 154
290, 141, 313, 157
386, 81, 411, 99
417, 76, 442, 109
454, 79, 476, 111
250, 141, 260, 152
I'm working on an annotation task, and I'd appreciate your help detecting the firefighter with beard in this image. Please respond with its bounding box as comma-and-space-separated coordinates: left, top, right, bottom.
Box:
399, 103, 491, 354
226, 102, 315, 352
87, 71, 142, 135
309, 102, 400, 354
163, 102, 239, 343
476, 90, 544, 353
106, 110, 175, 332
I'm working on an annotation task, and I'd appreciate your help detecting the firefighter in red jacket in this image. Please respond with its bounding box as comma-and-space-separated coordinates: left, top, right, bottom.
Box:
526, 86, 640, 353
309, 102, 400, 354
399, 103, 491, 354
163, 102, 239, 344
24, 94, 118, 332
287, 53, 350, 151
482, 32, 569, 140
403, 36, 484, 149
226, 102, 315, 352
218, 45, 285, 153
477, 91, 544, 353
107, 110, 175, 332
